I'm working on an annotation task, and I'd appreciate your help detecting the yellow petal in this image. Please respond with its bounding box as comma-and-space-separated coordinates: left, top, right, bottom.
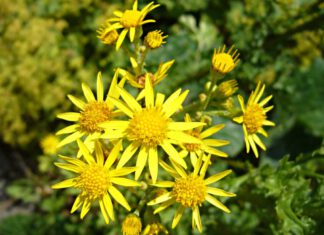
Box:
108, 97, 134, 118
237, 95, 245, 111
99, 199, 110, 224
95, 141, 104, 166
205, 194, 230, 213
148, 148, 158, 184
135, 147, 148, 180
203, 146, 228, 157
200, 124, 225, 139
145, 74, 154, 107
57, 131, 83, 148
252, 134, 266, 150
104, 140, 122, 170
71, 195, 83, 213
193, 206, 202, 233
59, 155, 86, 168
153, 199, 175, 214
164, 90, 188, 118
204, 170, 232, 185
111, 177, 140, 187
68, 95, 86, 110
171, 206, 185, 228
233, 116, 243, 124
108, 186, 131, 211
248, 135, 259, 158
57, 112, 80, 122
151, 181, 174, 188
56, 124, 80, 135
103, 194, 115, 220
97, 72, 104, 101
52, 178, 76, 189
129, 27, 136, 42
117, 143, 139, 168
82, 83, 96, 102
160, 141, 186, 168
54, 162, 81, 173
207, 187, 236, 197
203, 139, 229, 147
77, 139, 95, 164
116, 28, 128, 50
117, 86, 142, 112
80, 199, 91, 219
167, 131, 201, 144
147, 192, 172, 206
110, 167, 137, 177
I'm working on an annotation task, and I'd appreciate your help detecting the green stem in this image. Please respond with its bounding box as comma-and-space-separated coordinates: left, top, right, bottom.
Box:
203, 72, 222, 110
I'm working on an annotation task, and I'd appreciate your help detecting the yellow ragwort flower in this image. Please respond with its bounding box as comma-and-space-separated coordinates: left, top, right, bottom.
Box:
52, 140, 140, 223
145, 30, 167, 49
40, 134, 59, 155
148, 155, 235, 233
56, 71, 124, 150
105, 0, 159, 50
99, 75, 205, 183
119, 57, 174, 89
143, 222, 169, 235
217, 79, 238, 98
122, 214, 142, 235
233, 82, 275, 158
97, 21, 119, 45
212, 45, 240, 74
179, 114, 229, 167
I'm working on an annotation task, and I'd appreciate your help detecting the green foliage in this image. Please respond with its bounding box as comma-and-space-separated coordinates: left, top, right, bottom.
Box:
1, 0, 323, 234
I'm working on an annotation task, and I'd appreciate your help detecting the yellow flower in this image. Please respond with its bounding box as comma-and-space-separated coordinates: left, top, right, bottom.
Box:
217, 79, 238, 98
97, 21, 119, 45
148, 155, 235, 233
233, 82, 275, 158
99, 75, 205, 183
145, 30, 167, 49
56, 71, 124, 150
179, 114, 229, 167
52, 140, 140, 223
212, 45, 240, 74
122, 214, 142, 235
143, 222, 169, 235
119, 57, 174, 89
40, 134, 59, 155
105, 0, 160, 50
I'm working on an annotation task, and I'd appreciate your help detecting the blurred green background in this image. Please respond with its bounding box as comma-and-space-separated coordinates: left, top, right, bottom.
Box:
0, 0, 323, 234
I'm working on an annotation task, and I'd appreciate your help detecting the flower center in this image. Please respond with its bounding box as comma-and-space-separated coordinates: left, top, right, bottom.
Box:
172, 175, 206, 207
212, 53, 234, 73
122, 214, 142, 235
243, 104, 266, 134
76, 165, 110, 199
79, 101, 112, 133
184, 131, 201, 152
120, 10, 142, 28
100, 29, 119, 45
127, 107, 169, 148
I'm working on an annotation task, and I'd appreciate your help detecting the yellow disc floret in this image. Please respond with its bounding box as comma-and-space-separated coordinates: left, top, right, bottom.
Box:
97, 22, 119, 45
145, 30, 167, 49
120, 10, 142, 28
127, 108, 169, 148
243, 104, 266, 134
122, 214, 142, 235
79, 101, 112, 133
172, 175, 206, 207
76, 165, 110, 199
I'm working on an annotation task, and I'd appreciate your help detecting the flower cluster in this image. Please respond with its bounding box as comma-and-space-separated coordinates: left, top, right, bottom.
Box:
53, 1, 275, 233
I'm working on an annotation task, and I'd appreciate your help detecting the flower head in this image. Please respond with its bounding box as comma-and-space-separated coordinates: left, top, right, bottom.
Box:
52, 140, 140, 223
233, 82, 275, 158
119, 57, 174, 89
217, 79, 238, 98
104, 0, 160, 50
180, 114, 229, 167
56, 71, 124, 150
122, 214, 142, 235
212, 45, 239, 74
97, 21, 119, 45
145, 30, 167, 49
148, 155, 235, 233
143, 222, 169, 235
99, 75, 205, 183
40, 134, 59, 155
